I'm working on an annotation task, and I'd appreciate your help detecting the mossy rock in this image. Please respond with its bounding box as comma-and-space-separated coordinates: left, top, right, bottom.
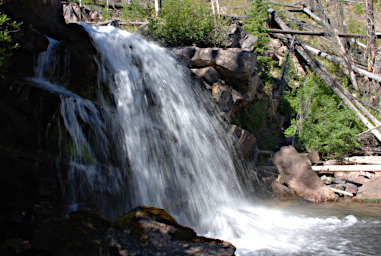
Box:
114, 206, 197, 242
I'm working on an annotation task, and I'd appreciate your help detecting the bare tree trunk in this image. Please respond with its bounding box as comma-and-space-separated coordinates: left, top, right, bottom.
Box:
211, 0, 216, 15
155, 0, 161, 17
304, 1, 360, 94
269, 9, 381, 141
366, 0, 376, 73
215, 0, 220, 15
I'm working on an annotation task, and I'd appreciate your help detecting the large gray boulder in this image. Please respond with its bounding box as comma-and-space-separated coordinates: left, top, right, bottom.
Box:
273, 146, 337, 203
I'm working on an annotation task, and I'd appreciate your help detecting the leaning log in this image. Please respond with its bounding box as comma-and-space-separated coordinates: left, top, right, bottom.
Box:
303, 45, 381, 83
268, 9, 381, 142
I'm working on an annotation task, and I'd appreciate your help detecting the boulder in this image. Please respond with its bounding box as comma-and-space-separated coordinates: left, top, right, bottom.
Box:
173, 47, 259, 96
110, 207, 237, 256
191, 66, 220, 84
240, 34, 258, 52
273, 146, 337, 203
31, 207, 236, 256
63, 3, 101, 23
355, 176, 381, 200
271, 180, 297, 200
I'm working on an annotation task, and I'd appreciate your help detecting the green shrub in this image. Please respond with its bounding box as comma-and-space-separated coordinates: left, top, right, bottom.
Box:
243, 0, 276, 82
146, 0, 227, 47
0, 7, 21, 79
120, 0, 154, 21
283, 76, 364, 159
232, 100, 267, 133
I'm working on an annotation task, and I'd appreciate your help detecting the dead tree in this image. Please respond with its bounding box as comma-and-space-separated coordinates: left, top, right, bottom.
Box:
155, 0, 162, 16
366, 0, 376, 73
269, 9, 381, 141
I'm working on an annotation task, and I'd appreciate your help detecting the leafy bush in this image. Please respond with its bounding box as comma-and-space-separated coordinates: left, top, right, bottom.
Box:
0, 7, 21, 79
146, 0, 227, 47
283, 76, 364, 159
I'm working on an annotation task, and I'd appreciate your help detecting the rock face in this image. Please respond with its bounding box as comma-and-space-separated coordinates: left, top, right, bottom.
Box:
229, 125, 256, 159
29, 207, 236, 256
63, 3, 101, 23
273, 146, 337, 202
174, 47, 259, 96
3, 0, 99, 100
355, 176, 381, 201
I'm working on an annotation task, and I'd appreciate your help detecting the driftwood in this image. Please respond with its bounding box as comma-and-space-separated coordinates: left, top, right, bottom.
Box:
267, 29, 381, 39
269, 9, 381, 142
312, 165, 381, 172
329, 187, 353, 197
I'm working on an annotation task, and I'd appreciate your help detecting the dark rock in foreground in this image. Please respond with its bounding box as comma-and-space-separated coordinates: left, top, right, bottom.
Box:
30, 207, 236, 256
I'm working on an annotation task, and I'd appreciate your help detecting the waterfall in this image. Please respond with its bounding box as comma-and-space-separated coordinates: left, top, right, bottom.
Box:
29, 27, 379, 256
29, 36, 131, 217
83, 24, 248, 227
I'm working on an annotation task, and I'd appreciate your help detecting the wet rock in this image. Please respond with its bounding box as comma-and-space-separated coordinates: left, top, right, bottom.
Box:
273, 146, 337, 203
111, 206, 236, 256
191, 67, 220, 84
229, 125, 256, 159
355, 176, 381, 200
32, 207, 235, 256
271, 180, 297, 200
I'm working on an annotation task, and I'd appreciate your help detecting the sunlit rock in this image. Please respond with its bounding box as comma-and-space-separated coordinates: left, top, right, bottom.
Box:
273, 146, 337, 202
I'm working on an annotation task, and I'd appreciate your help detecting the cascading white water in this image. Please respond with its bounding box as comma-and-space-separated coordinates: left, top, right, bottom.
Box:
83, 24, 247, 227
30, 28, 381, 256
29, 37, 130, 216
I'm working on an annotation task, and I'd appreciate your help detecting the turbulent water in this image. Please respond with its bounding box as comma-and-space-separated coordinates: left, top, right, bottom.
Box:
31, 26, 381, 256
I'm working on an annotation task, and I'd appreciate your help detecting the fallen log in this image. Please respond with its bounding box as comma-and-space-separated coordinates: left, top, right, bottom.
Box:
343, 156, 381, 165
303, 45, 381, 83
268, 9, 381, 142
312, 165, 381, 172
329, 187, 353, 197
268, 29, 381, 39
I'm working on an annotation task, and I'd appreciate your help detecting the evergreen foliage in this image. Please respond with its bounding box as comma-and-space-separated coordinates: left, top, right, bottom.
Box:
146, 0, 227, 47
0, 6, 21, 79
243, 0, 275, 80
284, 76, 364, 159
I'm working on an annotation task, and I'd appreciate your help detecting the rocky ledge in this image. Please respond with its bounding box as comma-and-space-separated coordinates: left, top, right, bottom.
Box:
1, 206, 235, 256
